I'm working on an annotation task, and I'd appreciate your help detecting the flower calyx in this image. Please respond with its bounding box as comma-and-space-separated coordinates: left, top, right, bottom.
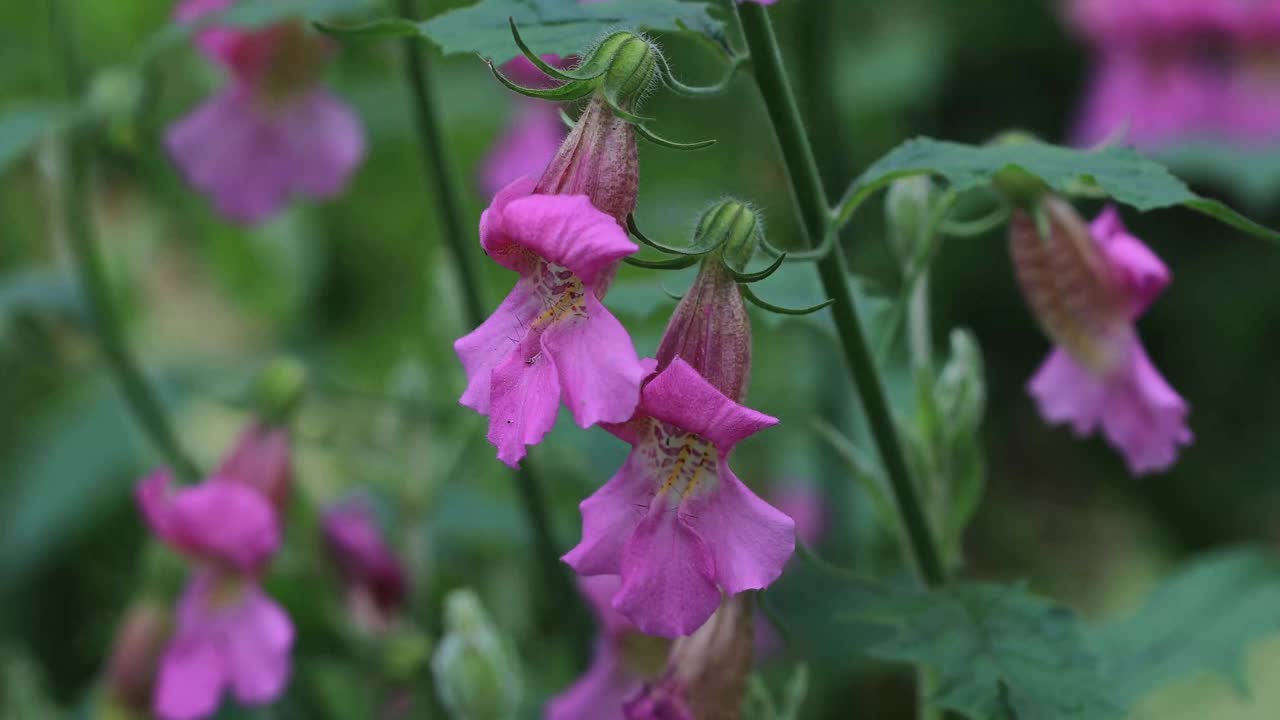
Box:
489, 20, 715, 151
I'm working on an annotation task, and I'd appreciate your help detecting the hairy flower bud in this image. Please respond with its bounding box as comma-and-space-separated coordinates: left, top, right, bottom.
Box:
431, 589, 523, 720
654, 201, 762, 402
104, 602, 170, 713
624, 596, 754, 720
884, 176, 937, 265
936, 328, 986, 435
535, 94, 638, 226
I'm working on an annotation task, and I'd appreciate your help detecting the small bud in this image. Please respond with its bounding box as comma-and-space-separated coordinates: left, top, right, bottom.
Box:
87, 67, 145, 123
431, 589, 523, 720
884, 176, 936, 265
104, 602, 170, 713
535, 94, 638, 225
625, 596, 754, 720
322, 498, 407, 631
252, 357, 308, 426
696, 199, 762, 272
935, 329, 986, 435
216, 421, 293, 511
584, 32, 661, 110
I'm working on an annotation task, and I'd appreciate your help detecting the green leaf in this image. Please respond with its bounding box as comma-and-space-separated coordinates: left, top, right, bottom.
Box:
840, 137, 1280, 243
135, 0, 374, 62
419, 0, 721, 62
0, 105, 72, 175
860, 582, 1126, 720
315, 16, 417, 39
1099, 548, 1280, 705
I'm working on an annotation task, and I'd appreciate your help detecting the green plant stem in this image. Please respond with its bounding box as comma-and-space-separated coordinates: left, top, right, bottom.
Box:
736, 3, 946, 587
51, 0, 200, 482
392, 0, 581, 645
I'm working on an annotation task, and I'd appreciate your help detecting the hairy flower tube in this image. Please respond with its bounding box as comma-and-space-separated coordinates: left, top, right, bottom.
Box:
454, 176, 648, 467
1010, 197, 1191, 474
136, 470, 293, 720
546, 576, 669, 720
166, 0, 365, 223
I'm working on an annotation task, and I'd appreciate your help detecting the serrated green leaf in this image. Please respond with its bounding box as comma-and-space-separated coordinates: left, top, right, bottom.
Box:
419, 0, 721, 62
860, 582, 1127, 720
841, 137, 1280, 243
0, 105, 72, 175
1099, 548, 1280, 706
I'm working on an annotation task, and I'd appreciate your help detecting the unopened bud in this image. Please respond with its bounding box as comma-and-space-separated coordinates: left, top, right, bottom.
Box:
696, 199, 762, 272
323, 498, 407, 631
884, 176, 936, 265
104, 602, 170, 713
936, 329, 986, 435
431, 589, 522, 720
577, 32, 662, 110
87, 67, 144, 123
252, 357, 307, 426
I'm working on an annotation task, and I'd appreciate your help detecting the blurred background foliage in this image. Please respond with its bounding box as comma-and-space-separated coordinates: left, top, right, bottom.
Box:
4, 0, 1280, 718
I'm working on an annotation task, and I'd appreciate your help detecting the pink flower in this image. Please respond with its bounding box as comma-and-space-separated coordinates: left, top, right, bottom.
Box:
166, 0, 365, 224
535, 95, 639, 226
322, 499, 407, 624
480, 99, 567, 198
563, 358, 795, 637
454, 177, 649, 467
137, 470, 280, 574
1010, 199, 1191, 475
215, 422, 292, 511
153, 571, 294, 720
546, 576, 665, 720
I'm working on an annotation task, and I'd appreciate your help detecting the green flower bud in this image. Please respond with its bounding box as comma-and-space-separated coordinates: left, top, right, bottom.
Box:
578, 31, 662, 110
430, 590, 522, 720
252, 357, 307, 426
696, 199, 763, 273
884, 176, 936, 265
935, 329, 985, 435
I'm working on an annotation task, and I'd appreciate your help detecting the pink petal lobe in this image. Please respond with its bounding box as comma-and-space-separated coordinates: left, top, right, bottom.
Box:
613, 504, 721, 638
640, 358, 777, 452
576, 575, 634, 639
455, 278, 543, 414
136, 472, 280, 573
153, 634, 226, 720
1099, 341, 1192, 475
481, 100, 565, 198
1090, 206, 1170, 318
1028, 348, 1108, 436
543, 293, 647, 428
225, 587, 294, 704
563, 452, 655, 577
546, 638, 638, 720
484, 193, 636, 286
283, 90, 366, 198
685, 469, 795, 595
485, 339, 562, 467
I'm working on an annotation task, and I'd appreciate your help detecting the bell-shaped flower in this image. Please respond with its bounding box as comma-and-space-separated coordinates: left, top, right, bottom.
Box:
563, 358, 795, 637
152, 571, 294, 720
137, 469, 280, 574
546, 576, 668, 720
1010, 199, 1191, 474
166, 0, 365, 224
454, 177, 649, 467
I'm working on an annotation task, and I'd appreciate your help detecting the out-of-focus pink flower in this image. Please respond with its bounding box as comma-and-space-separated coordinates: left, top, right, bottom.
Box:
137, 470, 280, 574
1010, 198, 1191, 475
215, 422, 291, 511
322, 499, 407, 627
546, 576, 668, 720
563, 358, 795, 637
480, 100, 567, 199
454, 177, 648, 467
167, 0, 365, 224
153, 571, 293, 720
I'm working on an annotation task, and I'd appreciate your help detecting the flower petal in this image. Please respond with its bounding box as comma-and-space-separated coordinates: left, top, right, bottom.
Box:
153, 632, 226, 720
563, 451, 654, 578
685, 468, 795, 595
545, 637, 639, 720
1028, 348, 1108, 436
544, 293, 647, 428
283, 90, 366, 199
225, 586, 294, 705
455, 278, 544, 414
485, 339, 562, 467
576, 575, 635, 639
1100, 340, 1192, 475
613, 504, 721, 638
484, 193, 636, 286
1091, 206, 1170, 318
480, 100, 565, 198
640, 358, 777, 453
137, 472, 280, 572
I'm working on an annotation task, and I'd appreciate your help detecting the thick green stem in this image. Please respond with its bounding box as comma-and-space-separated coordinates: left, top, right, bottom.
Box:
393, 0, 581, 644
52, 0, 200, 482
736, 3, 946, 587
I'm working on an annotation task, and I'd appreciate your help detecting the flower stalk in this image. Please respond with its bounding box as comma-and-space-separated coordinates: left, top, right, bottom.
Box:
52, 0, 201, 482
735, 3, 947, 587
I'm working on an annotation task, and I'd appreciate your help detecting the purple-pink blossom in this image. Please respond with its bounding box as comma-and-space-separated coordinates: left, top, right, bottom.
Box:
323, 498, 407, 628
454, 177, 649, 467
166, 0, 365, 224
1010, 199, 1191, 475
215, 422, 291, 511
480, 100, 566, 199
563, 358, 796, 637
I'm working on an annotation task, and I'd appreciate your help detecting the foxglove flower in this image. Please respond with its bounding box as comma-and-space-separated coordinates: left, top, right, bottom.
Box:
1010, 198, 1191, 474
563, 358, 795, 637
323, 498, 406, 630
137, 469, 293, 720
454, 176, 648, 467
546, 576, 668, 720
167, 0, 365, 224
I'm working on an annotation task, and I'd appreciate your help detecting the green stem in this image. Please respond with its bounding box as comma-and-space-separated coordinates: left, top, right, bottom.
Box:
52, 0, 200, 482
393, 0, 581, 645
736, 3, 946, 587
